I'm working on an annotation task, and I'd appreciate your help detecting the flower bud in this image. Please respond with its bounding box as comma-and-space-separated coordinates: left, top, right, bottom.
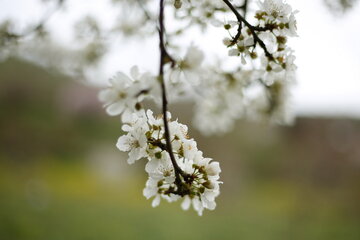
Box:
174, 0, 182, 9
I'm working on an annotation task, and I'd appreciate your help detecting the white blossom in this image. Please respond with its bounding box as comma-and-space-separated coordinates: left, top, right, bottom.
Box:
169, 45, 204, 85
258, 0, 292, 20
98, 66, 156, 117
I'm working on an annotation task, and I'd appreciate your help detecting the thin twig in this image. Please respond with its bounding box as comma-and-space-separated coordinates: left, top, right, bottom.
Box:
12, 0, 64, 39
239, 0, 249, 18
136, 0, 155, 22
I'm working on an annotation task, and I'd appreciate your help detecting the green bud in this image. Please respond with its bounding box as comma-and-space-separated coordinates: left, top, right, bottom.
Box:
145, 131, 152, 139
266, 65, 272, 72
135, 102, 142, 111
276, 36, 287, 44
238, 45, 245, 53
250, 52, 258, 59
118, 92, 127, 99
155, 152, 162, 159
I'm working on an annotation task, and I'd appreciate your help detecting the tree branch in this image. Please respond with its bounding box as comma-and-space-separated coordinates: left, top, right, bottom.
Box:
158, 0, 185, 186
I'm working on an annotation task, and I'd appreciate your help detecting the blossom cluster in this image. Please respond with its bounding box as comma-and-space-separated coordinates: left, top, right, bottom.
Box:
192, 65, 294, 135
193, 69, 252, 135
99, 69, 221, 216
224, 0, 297, 78
189, 0, 298, 134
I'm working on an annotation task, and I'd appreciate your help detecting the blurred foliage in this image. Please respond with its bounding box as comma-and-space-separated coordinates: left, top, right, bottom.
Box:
0, 60, 117, 162
0, 59, 360, 239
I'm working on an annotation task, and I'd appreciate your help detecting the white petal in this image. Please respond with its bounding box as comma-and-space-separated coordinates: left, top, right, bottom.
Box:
128, 148, 144, 163
143, 186, 156, 199
121, 108, 133, 123
241, 55, 247, 65
181, 196, 191, 210
121, 124, 132, 132
111, 72, 132, 88
116, 134, 132, 152
170, 69, 182, 83
130, 65, 140, 80
164, 176, 175, 184
207, 162, 221, 176
145, 160, 159, 174
244, 37, 254, 47
228, 49, 239, 56
106, 102, 125, 116
204, 199, 216, 210
98, 89, 115, 103
192, 198, 204, 216
152, 195, 161, 207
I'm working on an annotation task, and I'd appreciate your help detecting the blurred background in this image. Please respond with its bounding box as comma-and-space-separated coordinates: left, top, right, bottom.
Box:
1, 0, 360, 239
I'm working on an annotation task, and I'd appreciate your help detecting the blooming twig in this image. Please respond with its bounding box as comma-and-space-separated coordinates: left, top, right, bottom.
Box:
96, 0, 297, 215
158, 0, 188, 187
222, 0, 273, 59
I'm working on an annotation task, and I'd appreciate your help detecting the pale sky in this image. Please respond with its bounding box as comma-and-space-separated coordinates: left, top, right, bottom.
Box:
1, 0, 360, 118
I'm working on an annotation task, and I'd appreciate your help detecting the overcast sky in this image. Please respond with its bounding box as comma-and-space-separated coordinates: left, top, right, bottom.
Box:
1, 0, 360, 118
